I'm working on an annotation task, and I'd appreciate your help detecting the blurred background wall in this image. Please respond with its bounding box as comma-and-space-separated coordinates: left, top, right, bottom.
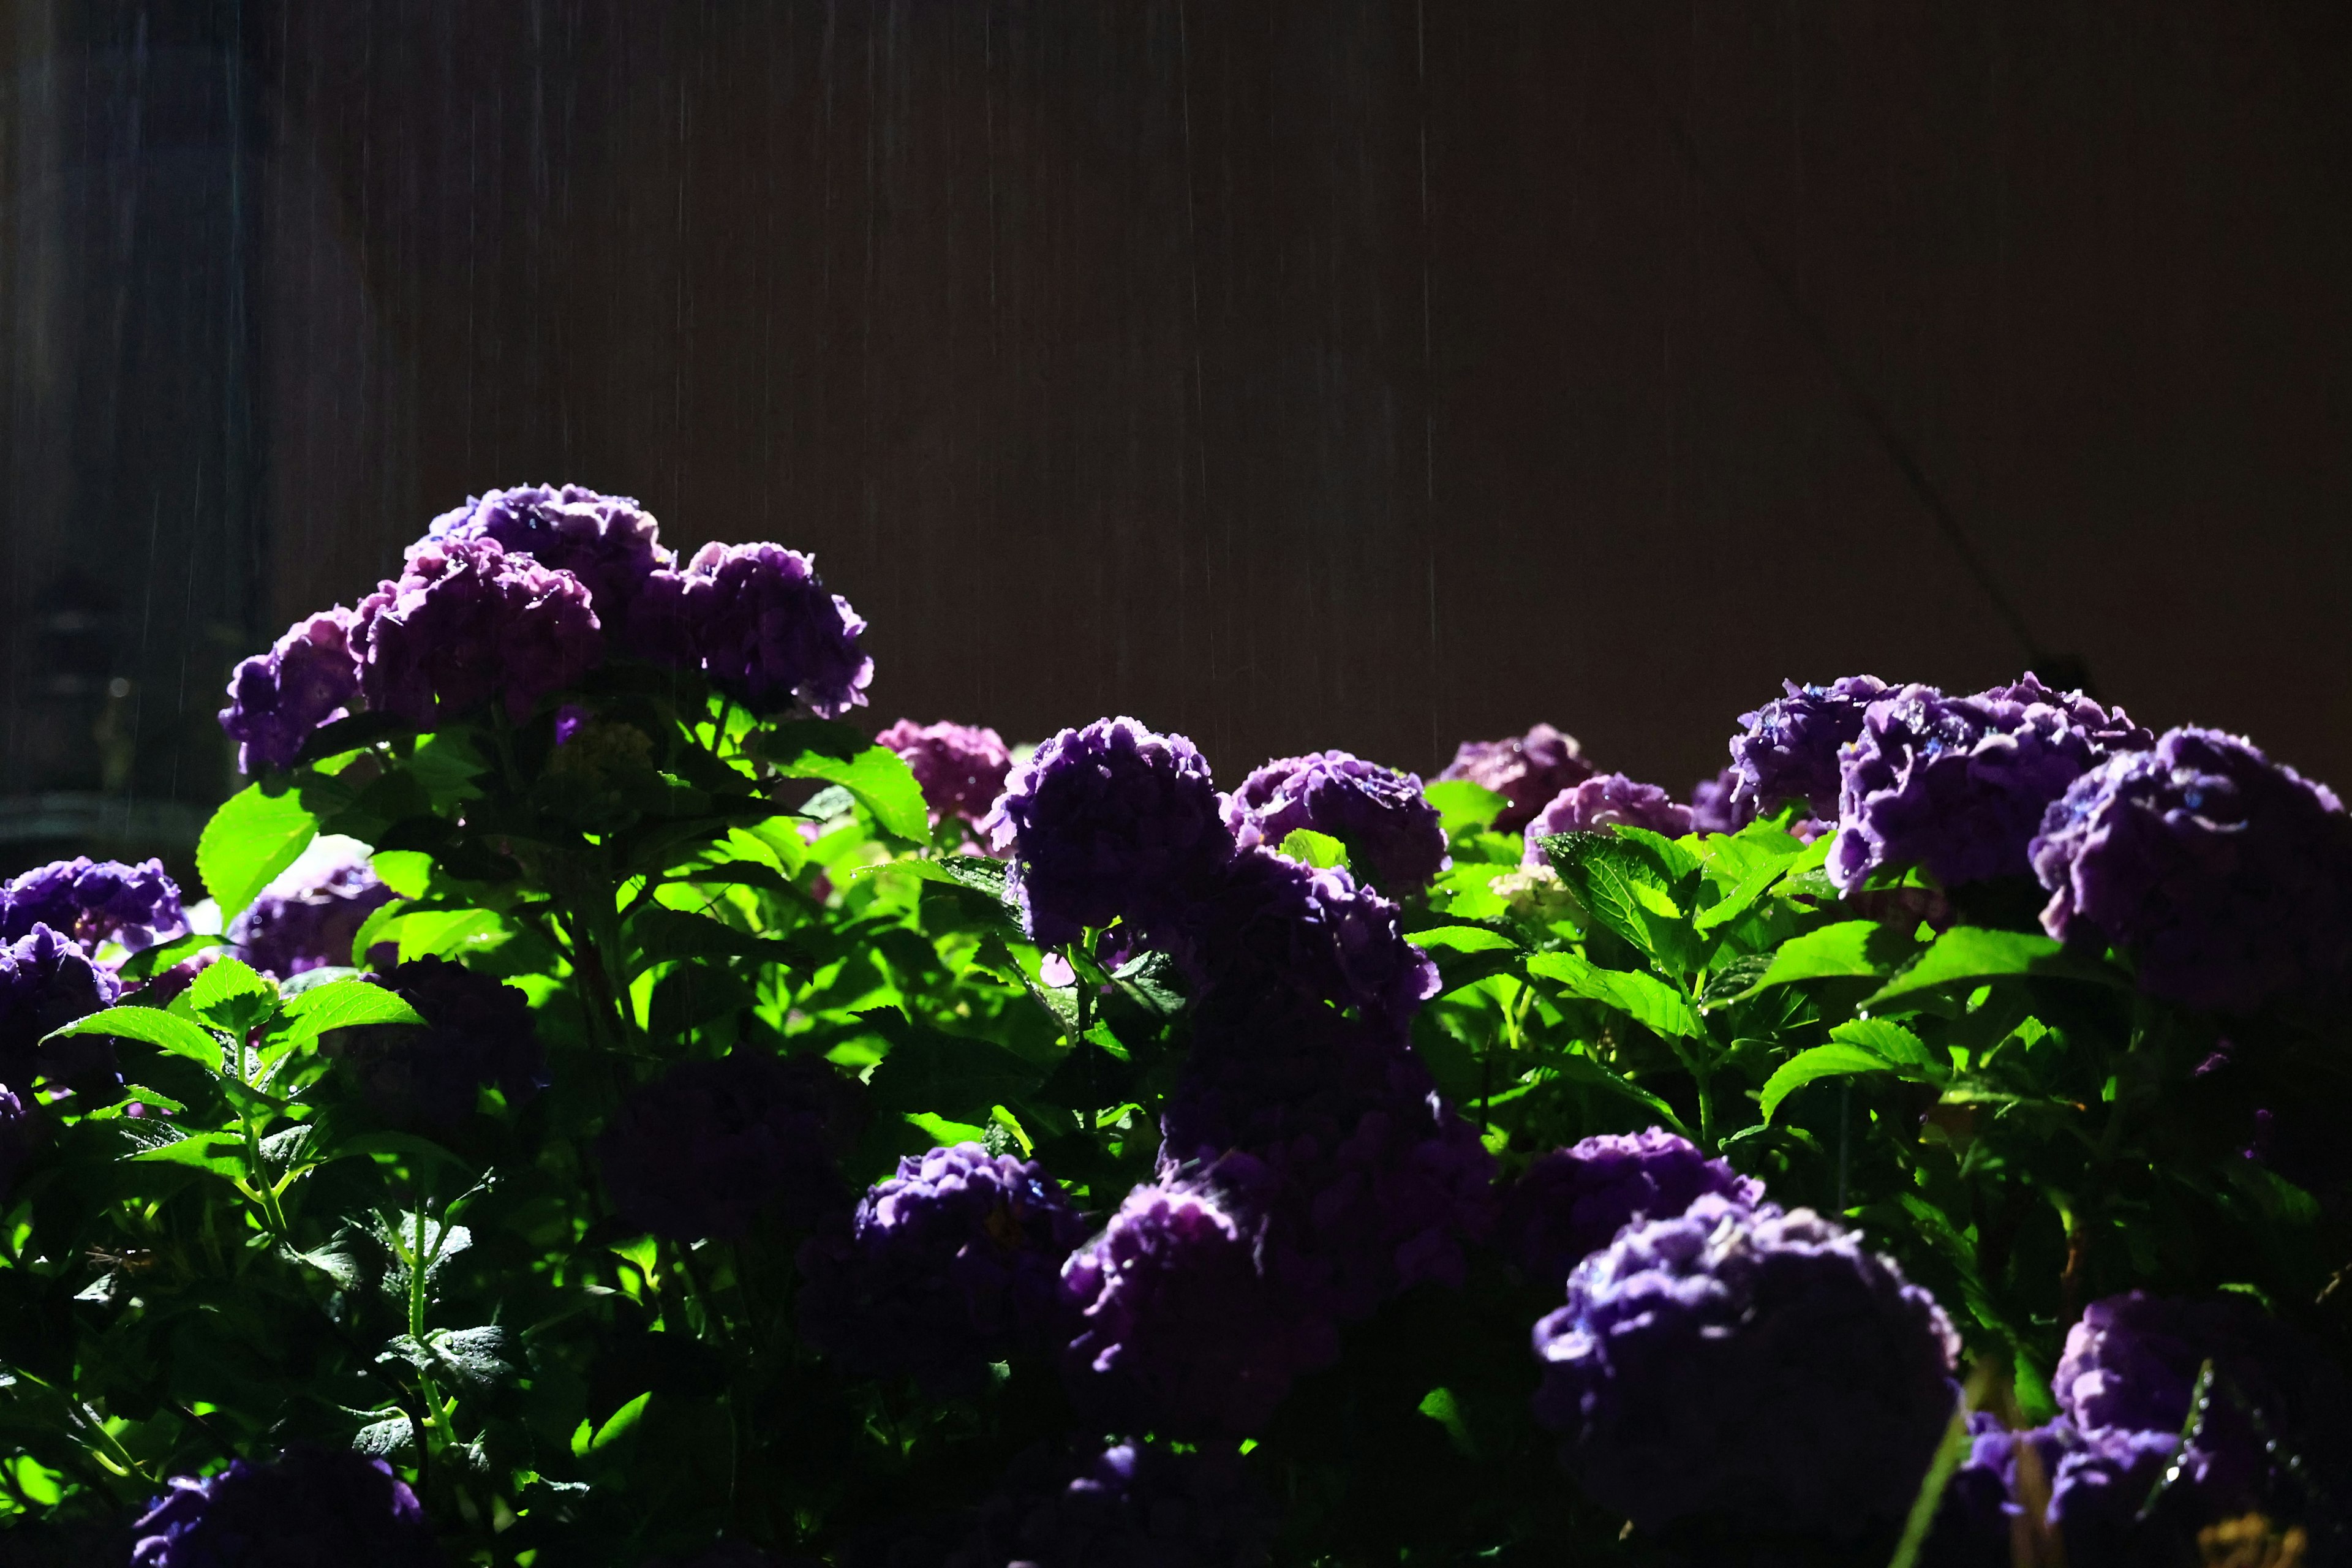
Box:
6, 0, 2350, 877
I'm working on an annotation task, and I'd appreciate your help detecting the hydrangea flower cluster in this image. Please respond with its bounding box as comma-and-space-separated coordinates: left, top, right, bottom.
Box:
983, 717, 1234, 944
2031, 727, 2352, 1011
1221, 750, 1449, 894
1531, 1197, 1960, 1536
0, 924, 122, 1096
218, 607, 364, 773
325, 957, 546, 1130
876, 719, 1013, 832
423, 483, 672, 643
1167, 848, 1438, 1035
231, 859, 397, 979
598, 1053, 859, 1242
1829, 674, 2150, 893
130, 1446, 441, 1567
358, 535, 604, 728
1685, 767, 1757, 837
1519, 774, 1693, 867
1059, 1159, 1341, 1439
637, 541, 873, 718
1936, 1416, 2196, 1564
947, 1441, 1274, 1568
1, 856, 186, 952
797, 1142, 1089, 1393
1728, 675, 1890, 816
1438, 722, 1594, 833
1496, 1128, 1765, 1290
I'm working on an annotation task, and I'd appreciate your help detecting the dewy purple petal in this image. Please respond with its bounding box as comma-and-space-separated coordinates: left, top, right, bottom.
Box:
635, 540, 872, 717
0, 924, 123, 1098
1520, 774, 1694, 867
1728, 676, 1889, 817
1686, 767, 1759, 836
1828, 676, 2151, 893
219, 607, 365, 774
1165, 848, 1438, 1035
358, 535, 603, 727
1223, 750, 1450, 894
797, 1142, 1088, 1394
1437, 723, 1595, 833
877, 719, 1013, 827
1498, 1128, 1765, 1289
326, 957, 546, 1130
1531, 1198, 1961, 1536
2030, 726, 2352, 1011
982, 716, 1234, 945
232, 859, 398, 979
129, 1444, 440, 1567
598, 1052, 861, 1242
1, 856, 185, 952
423, 483, 671, 641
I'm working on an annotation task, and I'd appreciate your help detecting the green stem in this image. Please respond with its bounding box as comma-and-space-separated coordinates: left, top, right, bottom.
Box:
228, 1031, 292, 1237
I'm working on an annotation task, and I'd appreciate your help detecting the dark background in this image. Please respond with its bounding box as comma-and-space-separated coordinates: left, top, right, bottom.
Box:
7, 0, 2350, 877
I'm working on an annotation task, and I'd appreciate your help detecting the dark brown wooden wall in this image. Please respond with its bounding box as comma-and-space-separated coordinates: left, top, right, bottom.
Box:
239, 0, 2352, 793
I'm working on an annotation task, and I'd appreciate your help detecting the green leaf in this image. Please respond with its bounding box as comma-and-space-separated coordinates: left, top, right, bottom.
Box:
1424, 780, 1507, 838
1526, 951, 1702, 1039
370, 850, 435, 899
1748, 919, 1916, 992
576, 1390, 651, 1457
1828, 1017, 1942, 1071
763, 729, 932, 845
669, 859, 796, 895
1541, 832, 1704, 974
198, 782, 323, 921
628, 907, 806, 973
274, 980, 428, 1050
112, 931, 230, 983
189, 957, 278, 1034
1860, 925, 2129, 1010
862, 1013, 1046, 1121
1759, 1044, 1899, 1121
1695, 833, 1828, 935
130, 1133, 252, 1182
1410, 925, 1520, 955
43, 1007, 222, 1065
1544, 1051, 1692, 1138
1277, 829, 1349, 870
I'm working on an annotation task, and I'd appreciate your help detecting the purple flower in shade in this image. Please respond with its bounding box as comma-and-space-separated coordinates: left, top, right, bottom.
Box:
1728, 676, 1891, 818
230, 861, 398, 979
1828, 674, 2152, 894
0, 924, 123, 1099
0, 1086, 39, 1200
1936, 1417, 2203, 1566
2052, 1291, 2349, 1510
797, 1142, 1090, 1393
982, 717, 1235, 946
218, 608, 366, 774
946, 1441, 1275, 1568
1686, 767, 1758, 837
1437, 723, 1596, 834
2030, 727, 2352, 1011
1164, 849, 1438, 1037
1520, 774, 1694, 868
356, 535, 603, 728
129, 1444, 441, 1567
1531, 1197, 1961, 1536
1222, 751, 1450, 895
876, 720, 1014, 829
1060, 1158, 1341, 1439
554, 703, 592, 746
598, 1053, 861, 1242
421, 483, 672, 643
323, 957, 546, 1131
635, 541, 872, 718
1158, 998, 1493, 1322
1496, 1128, 1766, 1291
1, 856, 186, 952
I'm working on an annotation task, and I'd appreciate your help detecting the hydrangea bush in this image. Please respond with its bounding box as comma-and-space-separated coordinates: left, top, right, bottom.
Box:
1, 488, 2347, 1567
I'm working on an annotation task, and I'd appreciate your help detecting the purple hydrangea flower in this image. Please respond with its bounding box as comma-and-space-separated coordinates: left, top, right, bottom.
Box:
231, 861, 398, 979
635, 541, 872, 718
1222, 750, 1450, 894
1829, 676, 2150, 894
1686, 767, 1760, 837
421, 483, 671, 643
357, 535, 603, 728
219, 608, 366, 774
130, 1445, 441, 1567
1496, 1128, 1766, 1290
0, 1086, 38, 1200
947, 1441, 1275, 1568
2053, 1291, 2346, 1509
1728, 676, 1890, 817
876, 720, 1014, 828
1532, 1197, 1961, 1536
1520, 774, 1694, 867
1937, 1417, 2201, 1566
598, 1053, 860, 1242
982, 717, 1235, 945
0, 924, 123, 1098
797, 1142, 1089, 1393
323, 957, 546, 1130
1438, 723, 1596, 834
1166, 849, 1438, 1036
1, 856, 186, 953
2030, 728, 2352, 1011
1060, 1158, 1340, 1439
